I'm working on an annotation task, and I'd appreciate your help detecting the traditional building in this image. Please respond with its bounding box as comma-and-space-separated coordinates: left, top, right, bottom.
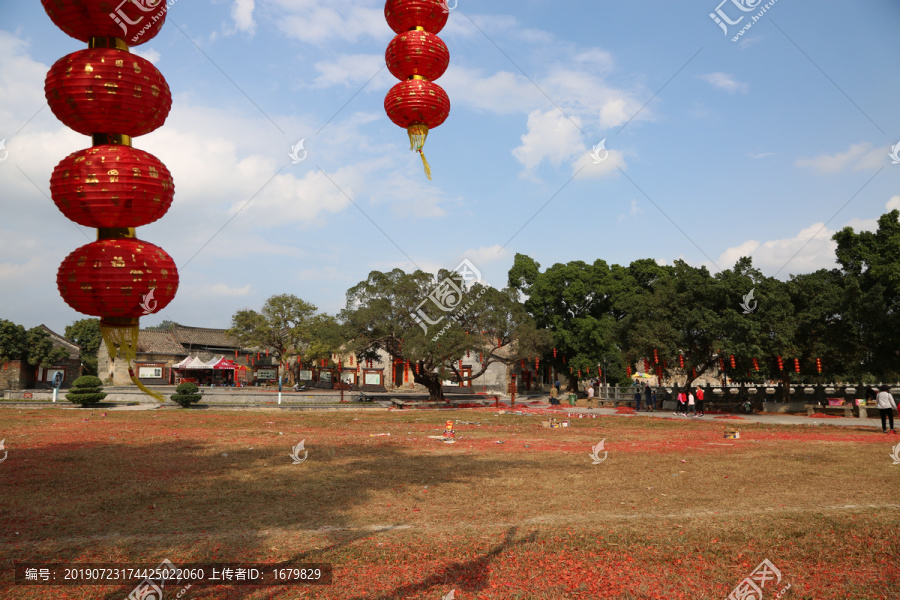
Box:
0, 325, 81, 390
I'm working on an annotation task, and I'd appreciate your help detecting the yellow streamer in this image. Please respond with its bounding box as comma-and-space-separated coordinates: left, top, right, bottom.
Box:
101, 319, 165, 403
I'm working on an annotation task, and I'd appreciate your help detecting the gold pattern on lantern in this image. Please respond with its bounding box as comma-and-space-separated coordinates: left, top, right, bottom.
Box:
151, 85, 160, 97
133, 85, 142, 98
132, 167, 141, 177
105, 82, 118, 94
111, 257, 126, 268
130, 269, 144, 281
84, 64, 93, 73
148, 166, 158, 178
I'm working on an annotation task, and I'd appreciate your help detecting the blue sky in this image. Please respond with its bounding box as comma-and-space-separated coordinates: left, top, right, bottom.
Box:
2, 0, 899, 335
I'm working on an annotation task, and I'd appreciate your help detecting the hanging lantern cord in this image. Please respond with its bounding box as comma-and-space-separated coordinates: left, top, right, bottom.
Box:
408, 124, 431, 180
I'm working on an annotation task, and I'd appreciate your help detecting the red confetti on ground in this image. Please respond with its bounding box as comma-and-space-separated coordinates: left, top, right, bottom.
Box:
615, 407, 637, 414
809, 413, 841, 418
714, 416, 746, 420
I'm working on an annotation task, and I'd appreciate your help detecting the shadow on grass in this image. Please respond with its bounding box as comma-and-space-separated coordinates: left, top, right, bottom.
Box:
0, 425, 540, 597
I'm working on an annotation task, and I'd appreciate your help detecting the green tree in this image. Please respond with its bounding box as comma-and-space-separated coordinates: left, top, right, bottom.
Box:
26, 327, 70, 369
144, 320, 179, 331
833, 210, 900, 380
510, 254, 635, 390
339, 268, 549, 401
0, 320, 27, 363
227, 294, 319, 380
65, 318, 102, 376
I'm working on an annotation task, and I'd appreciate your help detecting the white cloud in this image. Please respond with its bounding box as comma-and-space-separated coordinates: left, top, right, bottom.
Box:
748, 152, 774, 159
886, 195, 900, 211
512, 109, 584, 173
718, 223, 838, 276
209, 283, 253, 297
268, 0, 386, 45
795, 142, 886, 173
699, 72, 748, 93
131, 47, 161, 64
311, 53, 387, 89
232, 0, 257, 34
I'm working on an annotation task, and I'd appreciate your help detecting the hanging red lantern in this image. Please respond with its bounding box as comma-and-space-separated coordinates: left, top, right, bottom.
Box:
626, 365, 632, 377
753, 358, 759, 372
691, 367, 697, 378
678, 354, 684, 369
553, 347, 557, 358
466, 350, 470, 358
415, 362, 420, 375
56, 238, 178, 320
653, 348, 659, 363
386, 30, 449, 81
45, 48, 172, 137
777, 355, 784, 371
662, 359, 667, 369
383, 0, 451, 180
643, 358, 650, 372
719, 357, 726, 371
41, 0, 168, 45
497, 338, 502, 347
578, 369, 582, 378
534, 357, 539, 370
816, 357, 822, 373
729, 354, 736, 369
385, 0, 448, 34
350, 356, 354, 366
50, 145, 174, 228
794, 358, 800, 373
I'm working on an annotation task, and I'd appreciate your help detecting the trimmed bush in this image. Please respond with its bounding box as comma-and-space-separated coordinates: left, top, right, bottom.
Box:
66, 375, 107, 406
171, 382, 202, 408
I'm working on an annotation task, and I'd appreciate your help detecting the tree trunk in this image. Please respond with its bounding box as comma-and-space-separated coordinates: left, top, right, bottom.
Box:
414, 371, 445, 402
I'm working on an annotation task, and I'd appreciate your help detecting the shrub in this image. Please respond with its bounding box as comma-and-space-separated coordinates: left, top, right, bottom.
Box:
171, 382, 202, 408
65, 375, 107, 406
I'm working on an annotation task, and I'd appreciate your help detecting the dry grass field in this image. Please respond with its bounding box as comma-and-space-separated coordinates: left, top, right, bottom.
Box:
1, 406, 898, 599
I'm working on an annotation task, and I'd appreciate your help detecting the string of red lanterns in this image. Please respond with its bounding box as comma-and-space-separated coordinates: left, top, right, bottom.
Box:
43, 1, 178, 401
384, 0, 451, 180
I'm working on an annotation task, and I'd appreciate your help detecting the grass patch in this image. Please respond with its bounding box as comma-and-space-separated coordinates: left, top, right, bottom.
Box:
0, 409, 897, 598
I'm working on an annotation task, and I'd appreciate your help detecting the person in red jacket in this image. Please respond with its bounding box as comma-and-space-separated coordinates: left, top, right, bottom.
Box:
695, 386, 705, 417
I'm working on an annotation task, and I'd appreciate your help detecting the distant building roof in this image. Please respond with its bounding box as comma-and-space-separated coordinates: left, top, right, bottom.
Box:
171, 325, 242, 351
137, 330, 187, 355
40, 325, 80, 360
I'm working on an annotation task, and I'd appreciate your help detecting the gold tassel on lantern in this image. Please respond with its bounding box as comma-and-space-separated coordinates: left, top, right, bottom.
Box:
407, 123, 431, 180
101, 317, 165, 402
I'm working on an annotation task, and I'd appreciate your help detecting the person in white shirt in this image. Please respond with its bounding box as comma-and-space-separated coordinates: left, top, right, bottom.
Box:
875, 385, 897, 434
686, 391, 697, 416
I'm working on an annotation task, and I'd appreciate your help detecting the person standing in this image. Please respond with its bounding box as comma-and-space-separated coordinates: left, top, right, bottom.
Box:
644, 385, 652, 412
875, 385, 897, 434
587, 384, 595, 408
687, 390, 697, 416
634, 387, 642, 411
675, 390, 686, 415
695, 386, 705, 417
550, 385, 559, 406
650, 390, 657, 412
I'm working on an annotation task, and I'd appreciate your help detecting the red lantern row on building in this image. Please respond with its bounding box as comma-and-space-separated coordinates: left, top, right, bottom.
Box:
384, 0, 451, 180
43, 0, 177, 401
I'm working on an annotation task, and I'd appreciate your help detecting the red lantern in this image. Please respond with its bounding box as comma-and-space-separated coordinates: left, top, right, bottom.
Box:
553, 347, 557, 358
678, 354, 684, 369
578, 369, 582, 378
386, 30, 449, 81
498, 338, 502, 347
719, 357, 726, 371
730, 354, 736, 369
459, 359, 463, 370
57, 238, 178, 320
51, 145, 174, 228
794, 358, 800, 373
350, 356, 354, 366
626, 365, 632, 377
691, 367, 697, 378
385, 0, 448, 34
653, 348, 659, 363
643, 359, 650, 372
45, 49, 172, 138
753, 358, 759, 372
777, 356, 784, 371
415, 363, 420, 375
41, 0, 168, 45
816, 358, 822, 373
534, 357, 539, 370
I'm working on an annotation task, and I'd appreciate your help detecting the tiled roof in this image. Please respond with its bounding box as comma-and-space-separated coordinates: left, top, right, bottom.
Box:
137, 330, 187, 355
171, 325, 242, 350
40, 325, 81, 360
